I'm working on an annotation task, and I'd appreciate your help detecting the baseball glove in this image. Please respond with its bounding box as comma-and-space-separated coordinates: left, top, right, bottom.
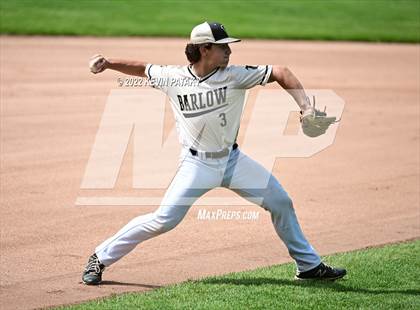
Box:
300, 96, 338, 138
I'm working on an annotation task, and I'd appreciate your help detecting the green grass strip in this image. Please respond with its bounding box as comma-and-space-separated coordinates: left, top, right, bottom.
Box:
61, 240, 420, 309
0, 0, 419, 42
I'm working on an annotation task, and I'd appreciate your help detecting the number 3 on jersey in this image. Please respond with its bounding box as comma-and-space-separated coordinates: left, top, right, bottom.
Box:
219, 113, 227, 127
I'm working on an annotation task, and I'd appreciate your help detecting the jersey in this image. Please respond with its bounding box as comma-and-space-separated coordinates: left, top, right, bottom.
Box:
145, 63, 272, 152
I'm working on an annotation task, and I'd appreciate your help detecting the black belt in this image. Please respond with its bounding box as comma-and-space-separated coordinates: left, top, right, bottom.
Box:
190, 143, 238, 159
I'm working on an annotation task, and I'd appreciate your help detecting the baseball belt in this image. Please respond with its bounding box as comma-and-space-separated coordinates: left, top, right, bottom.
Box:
190, 143, 238, 159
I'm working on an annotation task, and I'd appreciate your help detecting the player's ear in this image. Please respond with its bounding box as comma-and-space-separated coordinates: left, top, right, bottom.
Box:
199, 43, 212, 56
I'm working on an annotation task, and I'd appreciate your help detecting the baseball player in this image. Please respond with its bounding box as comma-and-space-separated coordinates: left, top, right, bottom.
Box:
83, 22, 345, 285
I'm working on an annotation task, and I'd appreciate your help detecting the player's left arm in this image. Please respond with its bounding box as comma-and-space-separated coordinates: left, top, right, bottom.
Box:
268, 66, 338, 137
268, 66, 312, 113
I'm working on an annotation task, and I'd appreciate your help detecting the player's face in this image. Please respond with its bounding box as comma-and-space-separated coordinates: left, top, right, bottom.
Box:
209, 44, 232, 68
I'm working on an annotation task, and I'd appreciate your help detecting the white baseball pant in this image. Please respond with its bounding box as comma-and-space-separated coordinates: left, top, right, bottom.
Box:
95, 147, 321, 272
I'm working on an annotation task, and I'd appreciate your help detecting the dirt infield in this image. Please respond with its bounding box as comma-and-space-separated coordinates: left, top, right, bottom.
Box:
0, 36, 419, 309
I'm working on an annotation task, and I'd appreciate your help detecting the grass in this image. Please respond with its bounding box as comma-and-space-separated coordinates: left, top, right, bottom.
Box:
0, 0, 419, 42
60, 240, 420, 309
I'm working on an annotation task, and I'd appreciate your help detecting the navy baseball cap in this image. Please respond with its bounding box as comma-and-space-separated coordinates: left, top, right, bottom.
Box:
190, 22, 241, 44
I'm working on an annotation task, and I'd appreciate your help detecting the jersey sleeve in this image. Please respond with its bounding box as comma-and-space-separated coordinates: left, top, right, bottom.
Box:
145, 64, 170, 93
229, 65, 273, 89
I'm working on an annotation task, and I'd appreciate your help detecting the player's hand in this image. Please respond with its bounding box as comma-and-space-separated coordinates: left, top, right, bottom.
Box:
300, 96, 338, 138
89, 54, 108, 74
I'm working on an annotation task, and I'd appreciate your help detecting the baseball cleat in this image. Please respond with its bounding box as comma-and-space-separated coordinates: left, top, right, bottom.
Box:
295, 262, 347, 281
82, 253, 105, 285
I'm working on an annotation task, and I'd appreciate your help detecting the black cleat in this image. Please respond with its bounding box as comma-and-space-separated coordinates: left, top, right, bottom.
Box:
295, 262, 347, 281
82, 253, 105, 285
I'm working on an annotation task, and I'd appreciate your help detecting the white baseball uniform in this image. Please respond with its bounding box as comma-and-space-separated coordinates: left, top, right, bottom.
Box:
95, 63, 321, 272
